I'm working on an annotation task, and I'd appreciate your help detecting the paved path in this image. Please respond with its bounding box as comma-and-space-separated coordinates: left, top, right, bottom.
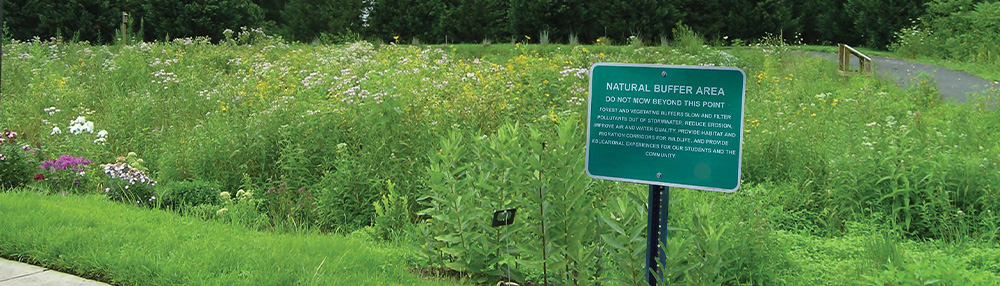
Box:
810, 51, 998, 103
0, 258, 109, 286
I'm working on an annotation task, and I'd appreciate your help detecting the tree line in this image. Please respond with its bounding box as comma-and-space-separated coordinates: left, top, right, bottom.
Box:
0, 0, 959, 49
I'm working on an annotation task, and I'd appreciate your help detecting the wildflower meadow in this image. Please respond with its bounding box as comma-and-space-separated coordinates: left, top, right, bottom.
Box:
2, 28, 999, 285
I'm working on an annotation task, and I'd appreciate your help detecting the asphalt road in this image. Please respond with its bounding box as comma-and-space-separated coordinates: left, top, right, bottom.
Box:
809, 51, 998, 103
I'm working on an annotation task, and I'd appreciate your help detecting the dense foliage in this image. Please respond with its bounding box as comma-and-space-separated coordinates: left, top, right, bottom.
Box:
2, 0, 936, 47
279, 0, 364, 42
3, 29, 999, 284
0, 0, 263, 43
1, 0, 133, 42
139, 0, 265, 42
891, 0, 1000, 65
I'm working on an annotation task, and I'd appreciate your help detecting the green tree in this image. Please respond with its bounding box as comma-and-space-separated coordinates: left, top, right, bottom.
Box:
893, 0, 1000, 62
846, 0, 929, 48
280, 0, 363, 42
365, 0, 445, 43
140, 0, 265, 41
507, 0, 597, 43
253, 0, 288, 24
732, 0, 801, 41
596, 0, 680, 43
677, 0, 729, 40
252, 0, 289, 32
438, 0, 509, 43
801, 0, 861, 45
1, 0, 134, 43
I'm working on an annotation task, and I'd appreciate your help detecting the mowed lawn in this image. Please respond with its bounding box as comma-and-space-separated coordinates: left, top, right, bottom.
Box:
0, 191, 466, 286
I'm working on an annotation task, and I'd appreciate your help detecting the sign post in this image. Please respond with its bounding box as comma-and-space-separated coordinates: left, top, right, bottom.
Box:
586, 63, 746, 285
646, 185, 668, 284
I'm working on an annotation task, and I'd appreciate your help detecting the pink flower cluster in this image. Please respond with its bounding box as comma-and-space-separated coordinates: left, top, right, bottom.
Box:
0, 128, 17, 144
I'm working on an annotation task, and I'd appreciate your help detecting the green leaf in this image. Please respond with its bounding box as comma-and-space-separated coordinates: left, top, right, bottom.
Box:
599, 215, 627, 235
434, 234, 462, 243
444, 261, 469, 272
601, 234, 626, 249
441, 247, 466, 257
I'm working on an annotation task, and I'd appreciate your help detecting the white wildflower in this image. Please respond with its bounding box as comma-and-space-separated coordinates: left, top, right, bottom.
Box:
68, 116, 94, 134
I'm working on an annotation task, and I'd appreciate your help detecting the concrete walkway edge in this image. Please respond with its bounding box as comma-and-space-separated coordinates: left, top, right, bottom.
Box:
0, 258, 109, 286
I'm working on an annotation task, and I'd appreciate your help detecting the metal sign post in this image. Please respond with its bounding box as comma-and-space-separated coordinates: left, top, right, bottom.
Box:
492, 208, 517, 285
646, 185, 669, 285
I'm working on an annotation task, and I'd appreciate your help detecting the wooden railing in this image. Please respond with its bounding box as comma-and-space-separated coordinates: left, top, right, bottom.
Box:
838, 44, 872, 75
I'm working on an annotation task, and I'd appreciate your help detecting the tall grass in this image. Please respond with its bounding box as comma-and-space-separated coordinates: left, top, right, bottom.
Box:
0, 36, 729, 232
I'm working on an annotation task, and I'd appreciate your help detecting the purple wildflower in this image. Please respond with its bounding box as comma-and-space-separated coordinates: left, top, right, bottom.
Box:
40, 155, 92, 173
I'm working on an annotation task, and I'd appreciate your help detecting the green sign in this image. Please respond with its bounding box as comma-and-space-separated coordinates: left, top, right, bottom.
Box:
586, 63, 746, 192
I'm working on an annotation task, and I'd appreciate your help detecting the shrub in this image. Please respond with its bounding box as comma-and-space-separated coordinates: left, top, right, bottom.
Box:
595, 36, 612, 45
844, 0, 927, 49
0, 129, 38, 189
891, 1, 1000, 64
414, 114, 599, 284
673, 23, 706, 55
598, 190, 651, 285
263, 183, 316, 229
215, 188, 270, 230
159, 180, 221, 209
865, 250, 1000, 285
369, 180, 410, 241
311, 146, 383, 232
